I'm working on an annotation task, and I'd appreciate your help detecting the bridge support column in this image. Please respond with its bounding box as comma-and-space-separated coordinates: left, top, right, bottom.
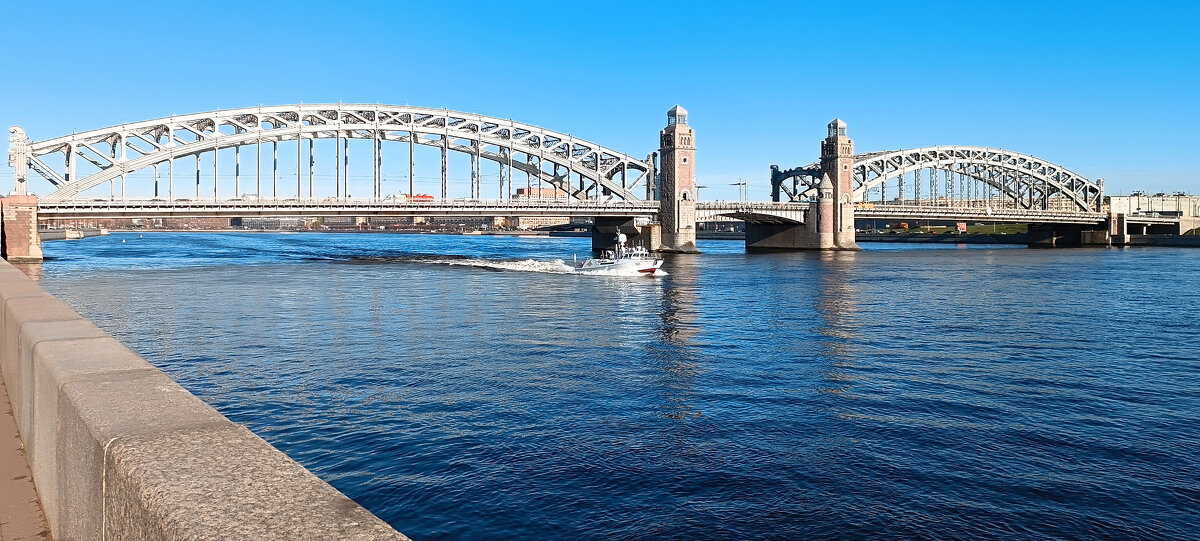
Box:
744, 178, 833, 251
1029, 224, 1110, 248
1028, 224, 1078, 248
1, 195, 42, 262
821, 119, 860, 251
593, 217, 655, 253
745, 223, 813, 251
1109, 213, 1137, 245
655, 106, 699, 253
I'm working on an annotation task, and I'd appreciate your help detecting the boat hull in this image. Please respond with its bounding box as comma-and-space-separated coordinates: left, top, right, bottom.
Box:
575, 258, 664, 276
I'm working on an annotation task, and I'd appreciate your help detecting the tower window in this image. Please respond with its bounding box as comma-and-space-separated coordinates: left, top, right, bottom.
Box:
682, 157, 688, 164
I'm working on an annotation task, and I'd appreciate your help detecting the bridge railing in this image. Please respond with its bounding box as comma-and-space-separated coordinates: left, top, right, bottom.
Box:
36, 197, 662, 218
38, 197, 658, 208
853, 204, 1106, 223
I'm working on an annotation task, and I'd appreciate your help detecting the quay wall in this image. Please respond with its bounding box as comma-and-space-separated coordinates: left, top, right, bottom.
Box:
0, 259, 409, 540
856, 233, 1029, 244
1114, 234, 1200, 247
37, 229, 106, 241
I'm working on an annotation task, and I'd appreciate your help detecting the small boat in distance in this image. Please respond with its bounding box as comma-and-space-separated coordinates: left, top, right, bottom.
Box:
575, 233, 664, 276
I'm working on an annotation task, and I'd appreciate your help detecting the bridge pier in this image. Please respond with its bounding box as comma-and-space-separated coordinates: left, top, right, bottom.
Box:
745, 176, 833, 251
592, 217, 657, 253
821, 119, 860, 251
745, 120, 862, 252
0, 195, 42, 262
1029, 223, 1113, 248
655, 106, 700, 253
745, 222, 815, 251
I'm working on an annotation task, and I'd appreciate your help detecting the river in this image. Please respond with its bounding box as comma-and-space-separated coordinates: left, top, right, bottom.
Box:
30, 232, 1200, 540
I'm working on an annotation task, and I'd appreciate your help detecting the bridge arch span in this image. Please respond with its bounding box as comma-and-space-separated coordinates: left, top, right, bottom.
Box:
695, 202, 808, 224
14, 104, 653, 203
775, 146, 1102, 212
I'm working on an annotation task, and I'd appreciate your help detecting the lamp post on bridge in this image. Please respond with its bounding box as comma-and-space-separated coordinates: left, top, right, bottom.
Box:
730, 181, 747, 201
696, 185, 708, 200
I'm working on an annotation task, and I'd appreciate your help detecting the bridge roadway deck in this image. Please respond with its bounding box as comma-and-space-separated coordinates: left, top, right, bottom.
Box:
38, 198, 663, 219
36, 198, 1107, 225
853, 205, 1106, 225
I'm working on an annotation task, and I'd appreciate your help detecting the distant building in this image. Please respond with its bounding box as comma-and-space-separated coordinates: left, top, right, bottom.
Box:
42, 217, 234, 230
507, 188, 571, 228
236, 217, 306, 230
513, 187, 568, 200
1109, 194, 1200, 217
502, 216, 573, 229
421, 216, 498, 228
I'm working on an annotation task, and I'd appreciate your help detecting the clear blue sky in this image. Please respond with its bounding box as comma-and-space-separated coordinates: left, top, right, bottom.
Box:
2, 0, 1197, 200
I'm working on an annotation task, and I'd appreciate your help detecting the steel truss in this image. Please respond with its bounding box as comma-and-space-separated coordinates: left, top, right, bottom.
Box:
15, 104, 654, 203
774, 146, 1103, 212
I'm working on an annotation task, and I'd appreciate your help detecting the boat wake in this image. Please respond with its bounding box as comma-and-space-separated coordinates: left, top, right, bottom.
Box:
441, 258, 576, 274
442, 258, 668, 277
341, 255, 667, 276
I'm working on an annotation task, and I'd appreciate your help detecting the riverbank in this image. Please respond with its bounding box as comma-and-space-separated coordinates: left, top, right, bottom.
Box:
858, 232, 1029, 244
37, 228, 107, 241
1116, 234, 1200, 247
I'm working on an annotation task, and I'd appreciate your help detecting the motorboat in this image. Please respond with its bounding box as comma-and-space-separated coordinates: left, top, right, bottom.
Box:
575, 233, 664, 275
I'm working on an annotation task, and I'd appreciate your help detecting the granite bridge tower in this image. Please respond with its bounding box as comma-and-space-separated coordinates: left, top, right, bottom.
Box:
656, 105, 699, 253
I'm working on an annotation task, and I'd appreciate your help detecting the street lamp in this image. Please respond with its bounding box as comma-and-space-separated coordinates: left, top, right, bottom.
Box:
696, 185, 708, 200
730, 181, 748, 201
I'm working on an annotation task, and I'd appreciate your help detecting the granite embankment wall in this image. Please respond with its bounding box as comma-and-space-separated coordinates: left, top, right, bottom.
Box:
0, 259, 409, 540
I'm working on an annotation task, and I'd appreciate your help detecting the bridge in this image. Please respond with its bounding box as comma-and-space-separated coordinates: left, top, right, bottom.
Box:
9, 104, 654, 204
771, 146, 1104, 214
5, 104, 1189, 259
34, 198, 1103, 225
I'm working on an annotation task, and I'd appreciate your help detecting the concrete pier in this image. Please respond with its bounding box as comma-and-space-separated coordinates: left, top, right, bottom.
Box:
744, 120, 861, 252
1, 196, 42, 262
0, 260, 409, 540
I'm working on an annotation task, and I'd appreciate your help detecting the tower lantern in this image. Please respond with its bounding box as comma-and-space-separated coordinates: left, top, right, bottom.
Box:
828, 118, 846, 138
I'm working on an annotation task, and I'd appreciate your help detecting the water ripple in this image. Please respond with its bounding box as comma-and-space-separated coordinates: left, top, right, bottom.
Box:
31, 233, 1200, 540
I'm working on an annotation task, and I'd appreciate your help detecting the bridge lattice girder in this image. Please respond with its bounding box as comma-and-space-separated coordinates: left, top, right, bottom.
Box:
21, 104, 652, 203
777, 146, 1102, 212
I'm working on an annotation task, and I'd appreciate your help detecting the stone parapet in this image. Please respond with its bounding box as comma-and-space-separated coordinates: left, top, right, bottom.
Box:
0, 260, 409, 540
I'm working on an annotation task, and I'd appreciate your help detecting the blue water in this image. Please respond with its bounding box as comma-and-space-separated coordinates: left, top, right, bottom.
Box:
30, 232, 1200, 539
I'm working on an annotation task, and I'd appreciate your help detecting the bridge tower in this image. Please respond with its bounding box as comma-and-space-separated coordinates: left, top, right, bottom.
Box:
820, 119, 860, 250
2, 126, 42, 262
657, 105, 699, 253
9, 127, 29, 196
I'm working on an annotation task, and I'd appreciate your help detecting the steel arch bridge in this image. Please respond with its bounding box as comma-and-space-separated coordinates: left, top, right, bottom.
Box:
771, 146, 1103, 212
11, 104, 655, 204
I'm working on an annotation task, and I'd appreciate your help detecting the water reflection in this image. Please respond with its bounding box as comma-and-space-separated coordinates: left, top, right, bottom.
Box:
815, 251, 861, 393
648, 253, 702, 421
656, 253, 701, 346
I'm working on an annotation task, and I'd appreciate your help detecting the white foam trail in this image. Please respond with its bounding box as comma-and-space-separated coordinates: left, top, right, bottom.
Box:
428, 258, 667, 277
437, 258, 577, 274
